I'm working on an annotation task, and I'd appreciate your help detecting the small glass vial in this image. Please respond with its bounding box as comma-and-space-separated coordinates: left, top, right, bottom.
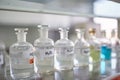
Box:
34, 25, 54, 74
74, 29, 90, 67
9, 28, 35, 79
54, 28, 74, 70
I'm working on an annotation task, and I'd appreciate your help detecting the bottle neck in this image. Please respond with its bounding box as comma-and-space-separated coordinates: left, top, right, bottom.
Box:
17, 33, 26, 42
60, 31, 68, 39
90, 34, 96, 39
39, 29, 48, 39
77, 32, 84, 40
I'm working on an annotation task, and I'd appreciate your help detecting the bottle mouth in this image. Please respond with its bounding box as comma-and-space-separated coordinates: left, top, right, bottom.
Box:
38, 25, 49, 32
14, 28, 28, 32
38, 25, 49, 28
15, 28, 28, 35
75, 28, 85, 33
37, 24, 42, 28
14, 28, 28, 42
58, 27, 69, 32
15, 32, 27, 35
75, 29, 81, 32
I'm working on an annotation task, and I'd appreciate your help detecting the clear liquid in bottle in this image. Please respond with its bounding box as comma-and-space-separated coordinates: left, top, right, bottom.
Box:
9, 28, 35, 79
34, 25, 54, 73
54, 28, 74, 70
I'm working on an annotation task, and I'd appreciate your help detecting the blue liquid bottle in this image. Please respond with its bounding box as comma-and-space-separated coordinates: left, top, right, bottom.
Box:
100, 44, 112, 76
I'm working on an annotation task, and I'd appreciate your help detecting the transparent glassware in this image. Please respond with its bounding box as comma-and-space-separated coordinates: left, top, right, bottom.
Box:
34, 25, 54, 73
74, 29, 93, 73
115, 40, 120, 72
100, 43, 112, 76
9, 28, 35, 79
0, 41, 6, 79
74, 29, 90, 67
54, 28, 74, 70
88, 30, 101, 65
4, 53, 10, 80
89, 35, 101, 51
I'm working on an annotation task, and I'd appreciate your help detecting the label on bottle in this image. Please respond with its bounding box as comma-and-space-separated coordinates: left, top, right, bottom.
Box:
29, 52, 34, 64
36, 46, 54, 58
55, 46, 74, 55
23, 52, 34, 64
0, 53, 3, 65
29, 57, 34, 64
10, 49, 34, 65
66, 47, 74, 53
81, 48, 90, 55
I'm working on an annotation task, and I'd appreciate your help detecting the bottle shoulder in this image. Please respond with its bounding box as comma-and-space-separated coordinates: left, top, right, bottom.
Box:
34, 38, 54, 46
75, 39, 90, 48
10, 42, 34, 52
55, 39, 74, 47
10, 42, 33, 47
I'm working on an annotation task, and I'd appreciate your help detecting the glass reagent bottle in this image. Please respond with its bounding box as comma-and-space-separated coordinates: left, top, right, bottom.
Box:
54, 28, 74, 70
74, 29, 90, 67
10, 28, 35, 79
34, 25, 54, 73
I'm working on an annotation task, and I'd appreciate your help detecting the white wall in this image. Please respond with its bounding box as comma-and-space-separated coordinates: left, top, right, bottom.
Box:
94, 0, 120, 18
0, 10, 89, 48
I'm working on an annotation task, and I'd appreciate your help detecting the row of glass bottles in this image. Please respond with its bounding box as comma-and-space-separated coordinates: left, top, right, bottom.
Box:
88, 29, 120, 77
9, 25, 91, 79
100, 37, 120, 77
